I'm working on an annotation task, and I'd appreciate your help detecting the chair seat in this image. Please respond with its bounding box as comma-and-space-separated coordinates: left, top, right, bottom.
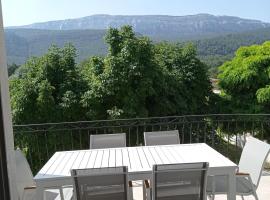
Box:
206, 176, 254, 195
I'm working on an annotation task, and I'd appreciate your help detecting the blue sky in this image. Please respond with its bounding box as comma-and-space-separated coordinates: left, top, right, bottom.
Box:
2, 0, 270, 26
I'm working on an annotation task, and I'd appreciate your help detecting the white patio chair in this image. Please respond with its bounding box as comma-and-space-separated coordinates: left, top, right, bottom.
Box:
144, 162, 209, 200
207, 136, 270, 200
89, 133, 126, 149
15, 149, 73, 200
71, 166, 133, 200
144, 130, 180, 146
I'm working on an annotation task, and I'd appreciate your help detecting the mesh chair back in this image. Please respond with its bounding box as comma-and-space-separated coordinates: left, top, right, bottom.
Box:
15, 149, 35, 199
238, 136, 270, 187
71, 166, 129, 200
152, 162, 208, 200
144, 130, 180, 146
90, 133, 126, 149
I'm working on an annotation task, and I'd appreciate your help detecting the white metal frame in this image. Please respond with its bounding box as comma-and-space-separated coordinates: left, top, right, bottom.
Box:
0, 1, 18, 199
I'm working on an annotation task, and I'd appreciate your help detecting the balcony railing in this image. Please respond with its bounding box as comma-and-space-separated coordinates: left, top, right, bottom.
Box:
13, 114, 270, 173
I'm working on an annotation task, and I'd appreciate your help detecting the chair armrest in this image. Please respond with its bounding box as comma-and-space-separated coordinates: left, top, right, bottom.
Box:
236, 172, 250, 176
129, 181, 133, 187
144, 180, 150, 189
24, 186, 36, 190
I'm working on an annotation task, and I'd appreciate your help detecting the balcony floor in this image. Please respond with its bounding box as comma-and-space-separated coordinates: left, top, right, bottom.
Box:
132, 172, 270, 200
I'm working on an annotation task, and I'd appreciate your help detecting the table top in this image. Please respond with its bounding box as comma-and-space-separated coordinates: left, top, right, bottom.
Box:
35, 143, 237, 180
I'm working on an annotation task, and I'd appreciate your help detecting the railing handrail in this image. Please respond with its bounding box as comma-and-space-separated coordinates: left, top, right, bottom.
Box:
13, 113, 270, 127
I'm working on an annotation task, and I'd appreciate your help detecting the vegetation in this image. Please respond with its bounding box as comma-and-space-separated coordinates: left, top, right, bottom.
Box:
10, 44, 86, 124
193, 27, 270, 77
10, 26, 212, 124
218, 41, 270, 114
7, 63, 19, 76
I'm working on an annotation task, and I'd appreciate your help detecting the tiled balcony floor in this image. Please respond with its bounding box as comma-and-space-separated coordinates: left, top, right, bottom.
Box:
132, 172, 270, 200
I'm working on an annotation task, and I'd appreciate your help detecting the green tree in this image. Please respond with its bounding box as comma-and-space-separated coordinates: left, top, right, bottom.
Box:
8, 63, 20, 76
11, 26, 213, 122
10, 44, 86, 124
151, 42, 212, 115
81, 27, 212, 119
218, 41, 270, 113
81, 26, 158, 119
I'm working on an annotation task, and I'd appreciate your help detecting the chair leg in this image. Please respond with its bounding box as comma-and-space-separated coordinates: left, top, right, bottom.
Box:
143, 182, 146, 200
128, 187, 133, 200
253, 192, 259, 200
146, 188, 151, 200
247, 176, 259, 200
59, 187, 65, 200
211, 194, 215, 200
210, 176, 215, 200
128, 182, 133, 200
241, 195, 244, 200
143, 180, 151, 200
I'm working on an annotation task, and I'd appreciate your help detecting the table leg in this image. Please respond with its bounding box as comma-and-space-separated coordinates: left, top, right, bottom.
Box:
36, 185, 44, 200
227, 171, 236, 200
60, 187, 64, 200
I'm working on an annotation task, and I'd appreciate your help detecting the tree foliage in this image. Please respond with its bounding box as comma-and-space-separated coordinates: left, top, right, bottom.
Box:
218, 41, 270, 113
10, 44, 86, 124
151, 42, 212, 115
8, 63, 20, 76
10, 26, 212, 124
80, 26, 212, 119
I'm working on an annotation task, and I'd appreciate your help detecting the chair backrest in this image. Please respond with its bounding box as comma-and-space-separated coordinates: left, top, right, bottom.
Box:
238, 136, 270, 187
15, 149, 35, 199
152, 162, 208, 200
89, 133, 126, 149
144, 130, 180, 146
71, 166, 129, 200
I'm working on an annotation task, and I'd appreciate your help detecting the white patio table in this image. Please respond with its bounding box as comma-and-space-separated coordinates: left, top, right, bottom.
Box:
35, 143, 237, 200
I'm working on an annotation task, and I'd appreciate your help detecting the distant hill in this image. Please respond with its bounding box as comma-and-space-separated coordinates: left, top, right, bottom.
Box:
192, 27, 270, 76
5, 26, 270, 69
5, 29, 108, 65
9, 14, 270, 41
5, 14, 270, 77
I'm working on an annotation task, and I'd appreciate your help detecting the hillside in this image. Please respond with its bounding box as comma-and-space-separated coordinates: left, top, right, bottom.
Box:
9, 14, 270, 41
193, 27, 270, 75
5, 29, 108, 64
5, 26, 270, 72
